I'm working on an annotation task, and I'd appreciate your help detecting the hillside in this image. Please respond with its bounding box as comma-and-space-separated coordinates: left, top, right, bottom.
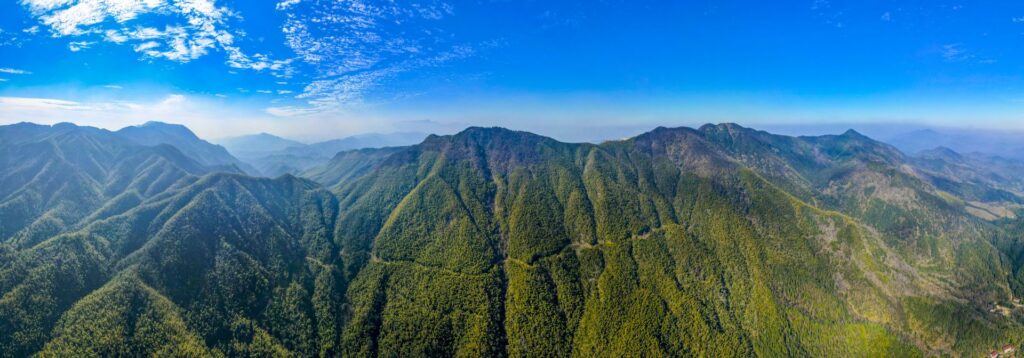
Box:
0, 122, 235, 248
215, 133, 306, 160
223, 132, 428, 177
2, 123, 1024, 356
117, 122, 258, 175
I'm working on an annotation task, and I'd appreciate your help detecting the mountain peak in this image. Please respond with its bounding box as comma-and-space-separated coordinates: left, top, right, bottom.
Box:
445, 126, 555, 145
456, 126, 524, 136
139, 121, 192, 132
52, 122, 80, 129
917, 146, 963, 160
698, 122, 748, 132
841, 128, 866, 138
124, 121, 199, 140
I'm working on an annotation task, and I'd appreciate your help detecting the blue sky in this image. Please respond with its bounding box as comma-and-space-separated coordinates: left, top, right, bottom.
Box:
1, 0, 1023, 141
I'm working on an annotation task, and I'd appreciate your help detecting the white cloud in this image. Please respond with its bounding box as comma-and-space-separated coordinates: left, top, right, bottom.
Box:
159, 94, 186, 106
0, 97, 93, 111
265, 105, 317, 117
0, 27, 29, 47
68, 40, 93, 51
104, 84, 123, 89
23, 26, 40, 34
256, 90, 272, 94
19, 0, 290, 75
0, 68, 31, 75
275, 0, 300, 11
0, 94, 402, 141
277, 0, 472, 111
0, 78, 7, 82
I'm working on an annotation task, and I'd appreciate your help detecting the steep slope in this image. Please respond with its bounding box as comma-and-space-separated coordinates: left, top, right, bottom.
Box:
910, 148, 1024, 219
299, 146, 406, 189
0, 174, 341, 357
0, 122, 229, 247
3, 123, 1024, 357
325, 125, 1023, 356
116, 121, 257, 175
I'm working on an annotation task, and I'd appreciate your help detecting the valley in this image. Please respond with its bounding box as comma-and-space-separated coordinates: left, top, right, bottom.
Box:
1, 122, 1024, 356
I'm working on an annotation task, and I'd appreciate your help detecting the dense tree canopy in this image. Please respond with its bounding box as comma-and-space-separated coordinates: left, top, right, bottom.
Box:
2, 122, 1024, 356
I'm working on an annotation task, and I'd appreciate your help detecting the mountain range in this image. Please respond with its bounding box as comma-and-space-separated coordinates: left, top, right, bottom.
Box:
2, 121, 1024, 356
215, 132, 428, 177
881, 128, 1024, 161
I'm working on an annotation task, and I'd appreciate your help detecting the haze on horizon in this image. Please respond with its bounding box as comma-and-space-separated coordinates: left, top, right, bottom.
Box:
1, 0, 1024, 142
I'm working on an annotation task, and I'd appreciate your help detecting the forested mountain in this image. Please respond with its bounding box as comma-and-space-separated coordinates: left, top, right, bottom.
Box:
299, 147, 406, 189
215, 133, 305, 160
117, 122, 258, 175
911, 147, 1024, 213
2, 122, 1024, 357
219, 132, 428, 178
0, 122, 237, 248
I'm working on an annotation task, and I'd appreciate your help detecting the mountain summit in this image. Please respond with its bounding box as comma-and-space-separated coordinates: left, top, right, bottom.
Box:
116, 122, 256, 174
1, 122, 1023, 357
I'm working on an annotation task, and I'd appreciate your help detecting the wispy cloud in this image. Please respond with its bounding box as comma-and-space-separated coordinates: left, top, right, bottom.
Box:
941, 43, 972, 62
12, 0, 480, 112
19, 0, 290, 75
0, 68, 31, 75
0, 27, 30, 47
276, 0, 474, 112
0, 97, 93, 111
68, 40, 93, 51
0, 94, 403, 141
104, 84, 123, 89
811, 0, 845, 28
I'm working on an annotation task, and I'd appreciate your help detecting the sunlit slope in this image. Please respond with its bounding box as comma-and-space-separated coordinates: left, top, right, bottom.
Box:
0, 174, 340, 357
0, 123, 230, 247
327, 125, 1023, 356
2, 123, 1023, 356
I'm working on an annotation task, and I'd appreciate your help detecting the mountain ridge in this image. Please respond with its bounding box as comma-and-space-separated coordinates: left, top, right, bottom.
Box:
218, 131, 429, 178
2, 121, 1024, 356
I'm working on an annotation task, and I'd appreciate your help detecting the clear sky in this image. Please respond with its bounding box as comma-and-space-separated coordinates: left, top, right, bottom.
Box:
1, 0, 1023, 142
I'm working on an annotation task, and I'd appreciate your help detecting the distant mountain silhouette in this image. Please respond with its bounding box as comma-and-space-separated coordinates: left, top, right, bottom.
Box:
221, 132, 429, 177
116, 121, 257, 174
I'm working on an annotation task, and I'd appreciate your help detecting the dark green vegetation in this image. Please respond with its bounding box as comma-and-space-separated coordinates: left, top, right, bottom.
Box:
3, 122, 1024, 357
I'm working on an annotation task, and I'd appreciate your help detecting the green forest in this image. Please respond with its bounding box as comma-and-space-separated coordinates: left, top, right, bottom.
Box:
2, 122, 1024, 357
